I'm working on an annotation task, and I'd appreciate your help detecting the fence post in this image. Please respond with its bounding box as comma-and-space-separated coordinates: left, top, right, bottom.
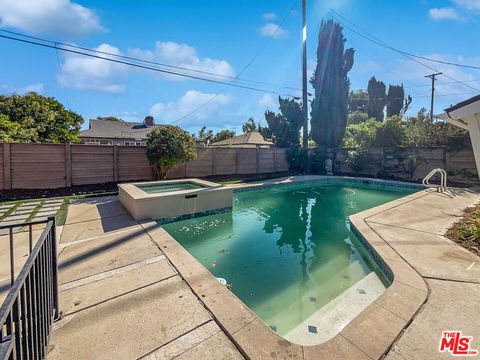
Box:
113, 145, 119, 182
211, 148, 216, 176
273, 148, 277, 172
444, 146, 448, 173
381, 147, 385, 178
3, 143, 11, 190
65, 144, 72, 187
256, 147, 260, 173
235, 148, 239, 174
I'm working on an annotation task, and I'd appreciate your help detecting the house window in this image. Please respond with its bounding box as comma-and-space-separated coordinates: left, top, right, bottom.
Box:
124, 141, 146, 146
84, 138, 101, 145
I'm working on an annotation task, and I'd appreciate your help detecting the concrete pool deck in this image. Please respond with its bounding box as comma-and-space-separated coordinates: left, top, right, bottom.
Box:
46, 176, 480, 359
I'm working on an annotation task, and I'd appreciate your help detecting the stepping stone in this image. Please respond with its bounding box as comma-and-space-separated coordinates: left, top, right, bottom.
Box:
3, 214, 30, 222
44, 199, 64, 205
35, 211, 57, 217
16, 205, 37, 211
38, 206, 61, 212
0, 204, 13, 210
14, 209, 34, 216
22, 201, 41, 206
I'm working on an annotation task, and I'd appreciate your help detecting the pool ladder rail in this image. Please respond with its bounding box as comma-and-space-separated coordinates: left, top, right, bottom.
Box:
423, 168, 447, 193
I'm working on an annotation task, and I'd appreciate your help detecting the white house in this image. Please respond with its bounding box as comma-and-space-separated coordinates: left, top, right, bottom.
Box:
439, 94, 480, 179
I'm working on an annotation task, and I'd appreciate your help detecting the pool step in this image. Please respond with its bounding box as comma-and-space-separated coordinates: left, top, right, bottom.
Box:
259, 258, 368, 333
283, 272, 386, 345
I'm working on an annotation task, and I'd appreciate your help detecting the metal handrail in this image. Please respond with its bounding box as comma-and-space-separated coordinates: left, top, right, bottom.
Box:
0, 217, 59, 360
422, 168, 447, 192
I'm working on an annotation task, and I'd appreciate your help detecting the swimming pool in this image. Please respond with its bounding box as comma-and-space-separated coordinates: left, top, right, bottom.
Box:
162, 180, 417, 345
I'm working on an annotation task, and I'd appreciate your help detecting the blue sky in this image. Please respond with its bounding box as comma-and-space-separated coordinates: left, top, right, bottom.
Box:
1, 0, 480, 134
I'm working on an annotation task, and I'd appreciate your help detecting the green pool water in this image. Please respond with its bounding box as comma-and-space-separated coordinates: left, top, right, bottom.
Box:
138, 182, 204, 194
162, 183, 415, 336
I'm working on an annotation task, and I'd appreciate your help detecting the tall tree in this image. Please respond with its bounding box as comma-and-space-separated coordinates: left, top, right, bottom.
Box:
264, 97, 303, 148
212, 129, 235, 143
242, 117, 259, 133
367, 76, 387, 121
194, 126, 214, 145
310, 20, 354, 148
386, 84, 405, 117
0, 92, 83, 143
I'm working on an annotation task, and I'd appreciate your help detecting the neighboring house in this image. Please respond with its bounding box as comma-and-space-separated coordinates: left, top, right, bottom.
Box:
80, 116, 158, 146
209, 131, 274, 148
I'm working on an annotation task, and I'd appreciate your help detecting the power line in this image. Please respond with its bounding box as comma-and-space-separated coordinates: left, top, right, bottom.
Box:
0, 33, 299, 98
169, 0, 300, 124
328, 10, 480, 93
0, 28, 302, 93
329, 9, 480, 71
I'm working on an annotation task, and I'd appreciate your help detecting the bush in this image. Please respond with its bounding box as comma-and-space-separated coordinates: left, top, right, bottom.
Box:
287, 146, 309, 173
343, 118, 381, 148
343, 116, 406, 148
347, 111, 369, 125
146, 126, 197, 180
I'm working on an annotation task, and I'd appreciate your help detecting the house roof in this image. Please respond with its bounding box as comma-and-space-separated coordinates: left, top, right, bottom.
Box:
209, 131, 273, 147
80, 119, 160, 139
444, 94, 480, 113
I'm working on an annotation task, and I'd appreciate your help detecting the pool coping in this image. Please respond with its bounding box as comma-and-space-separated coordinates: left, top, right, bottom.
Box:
139, 175, 431, 359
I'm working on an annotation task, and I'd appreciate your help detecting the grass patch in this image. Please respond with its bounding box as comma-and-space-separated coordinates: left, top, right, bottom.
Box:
446, 205, 480, 257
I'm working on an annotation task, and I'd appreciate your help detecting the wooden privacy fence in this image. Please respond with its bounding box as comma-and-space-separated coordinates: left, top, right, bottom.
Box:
0, 143, 289, 190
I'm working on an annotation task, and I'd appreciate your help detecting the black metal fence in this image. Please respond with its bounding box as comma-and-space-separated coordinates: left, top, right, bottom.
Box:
0, 218, 59, 360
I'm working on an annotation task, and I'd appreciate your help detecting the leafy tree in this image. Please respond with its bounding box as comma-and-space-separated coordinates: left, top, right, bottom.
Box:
212, 129, 235, 143
367, 76, 387, 121
348, 90, 368, 112
347, 111, 369, 125
194, 126, 214, 146
386, 85, 405, 117
343, 116, 405, 148
96, 116, 122, 121
242, 117, 260, 133
310, 20, 354, 148
0, 92, 83, 143
375, 116, 406, 146
0, 114, 36, 142
264, 97, 303, 148
404, 108, 468, 147
146, 126, 197, 179
343, 118, 382, 148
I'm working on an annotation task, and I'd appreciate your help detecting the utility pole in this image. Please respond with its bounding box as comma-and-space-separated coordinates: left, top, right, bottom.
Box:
425, 72, 442, 121
302, 0, 308, 149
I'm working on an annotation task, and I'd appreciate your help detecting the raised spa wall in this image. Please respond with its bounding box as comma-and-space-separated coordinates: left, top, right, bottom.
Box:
118, 178, 233, 222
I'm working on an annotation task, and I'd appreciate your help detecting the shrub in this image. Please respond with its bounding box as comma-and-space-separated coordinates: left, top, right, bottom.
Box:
146, 126, 197, 180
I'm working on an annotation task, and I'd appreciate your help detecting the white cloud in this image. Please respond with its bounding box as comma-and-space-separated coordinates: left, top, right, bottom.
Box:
258, 93, 277, 109
259, 23, 287, 39
453, 0, 480, 12
0, 83, 45, 95
58, 43, 128, 93
0, 0, 104, 37
262, 12, 277, 20
57, 41, 236, 93
128, 41, 235, 81
428, 7, 464, 21
150, 90, 234, 124
19, 83, 45, 94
